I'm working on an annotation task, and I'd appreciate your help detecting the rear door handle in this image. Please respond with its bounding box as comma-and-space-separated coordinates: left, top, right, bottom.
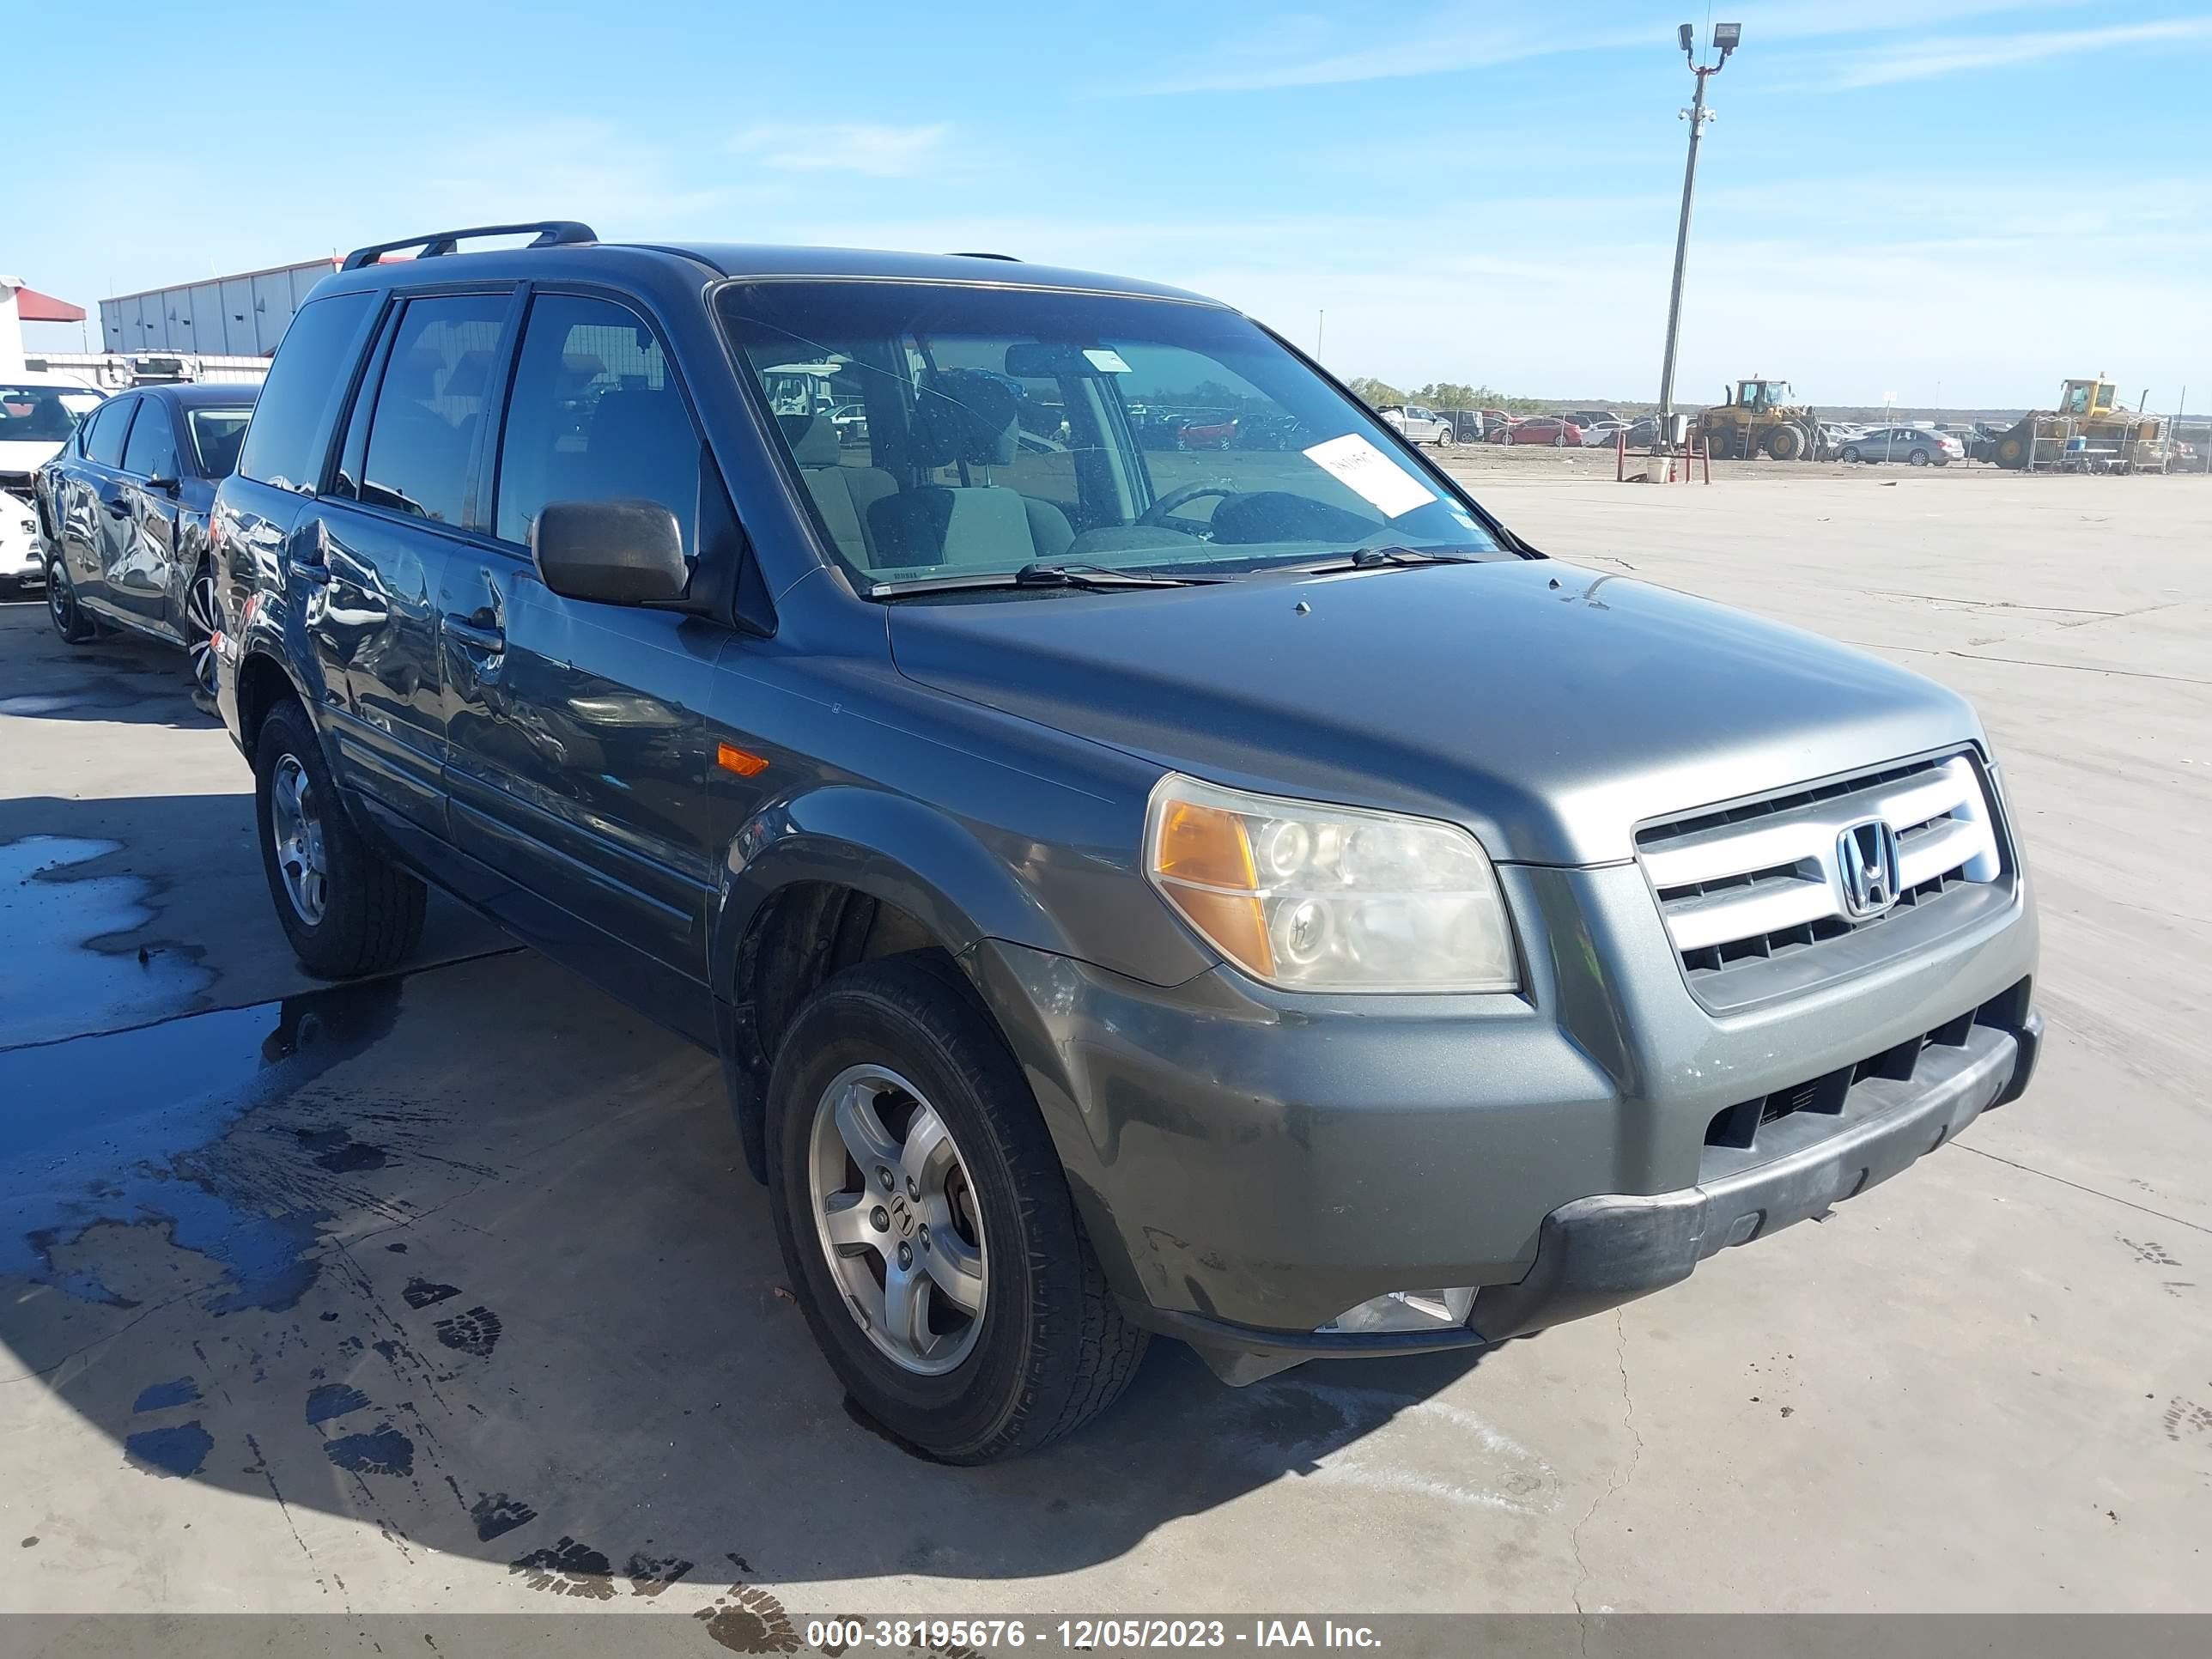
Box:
446, 616, 505, 652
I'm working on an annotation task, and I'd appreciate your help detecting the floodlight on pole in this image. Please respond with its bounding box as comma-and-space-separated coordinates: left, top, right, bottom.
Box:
1654, 23, 1743, 452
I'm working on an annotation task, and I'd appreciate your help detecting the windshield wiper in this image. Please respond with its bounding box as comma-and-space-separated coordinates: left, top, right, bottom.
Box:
870, 561, 1225, 598
1275, 544, 1492, 574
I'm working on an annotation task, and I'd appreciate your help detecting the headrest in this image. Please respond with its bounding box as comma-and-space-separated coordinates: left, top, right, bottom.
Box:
781, 412, 842, 467
910, 369, 1019, 469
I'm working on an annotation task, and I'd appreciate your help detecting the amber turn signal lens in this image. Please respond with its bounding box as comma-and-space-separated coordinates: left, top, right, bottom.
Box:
1154, 800, 1258, 889
716, 742, 769, 777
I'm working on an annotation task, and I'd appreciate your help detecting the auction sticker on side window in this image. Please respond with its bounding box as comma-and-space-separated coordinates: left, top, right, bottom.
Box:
1301, 433, 1438, 519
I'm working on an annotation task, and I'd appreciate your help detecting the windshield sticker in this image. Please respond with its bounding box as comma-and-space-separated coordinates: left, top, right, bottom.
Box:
1301, 433, 1437, 519
1081, 348, 1133, 374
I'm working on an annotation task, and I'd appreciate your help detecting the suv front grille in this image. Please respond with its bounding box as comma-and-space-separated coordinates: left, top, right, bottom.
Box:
1637, 752, 2006, 1000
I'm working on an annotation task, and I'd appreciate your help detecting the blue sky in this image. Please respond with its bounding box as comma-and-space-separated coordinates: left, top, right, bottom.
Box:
13, 0, 2212, 408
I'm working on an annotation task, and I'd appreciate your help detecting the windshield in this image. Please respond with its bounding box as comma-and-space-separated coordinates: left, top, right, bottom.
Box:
0, 383, 104, 446
716, 281, 1507, 592
185, 406, 253, 477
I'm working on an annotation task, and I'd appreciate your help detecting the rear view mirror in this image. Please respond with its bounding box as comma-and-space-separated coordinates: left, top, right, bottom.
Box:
532, 500, 690, 606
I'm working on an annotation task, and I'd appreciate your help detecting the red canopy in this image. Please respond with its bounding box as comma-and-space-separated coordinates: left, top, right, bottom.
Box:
12, 285, 85, 323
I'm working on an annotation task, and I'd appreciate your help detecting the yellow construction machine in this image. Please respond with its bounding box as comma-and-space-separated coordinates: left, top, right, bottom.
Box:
1692, 377, 1832, 461
1984, 378, 2167, 471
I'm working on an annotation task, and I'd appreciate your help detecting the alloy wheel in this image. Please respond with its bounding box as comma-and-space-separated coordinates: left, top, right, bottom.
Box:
807, 1063, 988, 1376
185, 568, 220, 694
268, 754, 329, 925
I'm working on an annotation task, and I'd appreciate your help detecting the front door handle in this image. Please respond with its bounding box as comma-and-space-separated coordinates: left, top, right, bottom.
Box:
103, 495, 130, 519
446, 616, 505, 653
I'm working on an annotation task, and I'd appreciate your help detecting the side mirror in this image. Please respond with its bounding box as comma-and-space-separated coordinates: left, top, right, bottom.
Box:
147, 473, 181, 495
532, 500, 690, 606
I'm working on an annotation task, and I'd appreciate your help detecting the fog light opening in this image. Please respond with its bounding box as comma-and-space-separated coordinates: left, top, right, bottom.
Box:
1317, 1287, 1477, 1334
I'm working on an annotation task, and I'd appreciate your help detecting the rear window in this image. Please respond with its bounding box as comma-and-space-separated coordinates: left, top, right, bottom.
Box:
238, 292, 375, 492
187, 407, 253, 477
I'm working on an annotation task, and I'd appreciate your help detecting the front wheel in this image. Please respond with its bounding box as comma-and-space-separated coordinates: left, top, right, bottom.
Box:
1840, 446, 1862, 464
253, 701, 425, 978
46, 554, 96, 643
1432, 428, 1451, 448
183, 562, 220, 696
768, 953, 1147, 1463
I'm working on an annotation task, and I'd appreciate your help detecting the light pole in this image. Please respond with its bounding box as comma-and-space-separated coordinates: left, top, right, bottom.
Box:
1656, 21, 1741, 451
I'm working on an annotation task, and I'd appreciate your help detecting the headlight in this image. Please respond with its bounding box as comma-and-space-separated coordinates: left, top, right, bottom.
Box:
1144, 774, 1518, 993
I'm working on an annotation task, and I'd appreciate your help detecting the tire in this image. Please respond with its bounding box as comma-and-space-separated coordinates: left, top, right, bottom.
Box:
1840, 446, 1862, 465
1909, 448, 1931, 466
1432, 427, 1451, 449
1995, 434, 2026, 468
46, 553, 95, 643
252, 700, 425, 979
183, 562, 220, 696
767, 952, 1147, 1464
1764, 425, 1805, 462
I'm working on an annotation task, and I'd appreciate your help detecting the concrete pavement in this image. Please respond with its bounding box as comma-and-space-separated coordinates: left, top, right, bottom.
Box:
2, 473, 2207, 1637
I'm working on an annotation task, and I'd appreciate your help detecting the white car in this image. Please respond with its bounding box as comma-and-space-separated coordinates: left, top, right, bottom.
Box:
1579, 420, 1633, 447
2, 489, 44, 591
1, 371, 106, 499
1378, 404, 1455, 446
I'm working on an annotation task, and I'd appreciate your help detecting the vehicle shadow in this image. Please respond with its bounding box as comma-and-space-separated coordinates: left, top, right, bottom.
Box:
0, 603, 212, 727
0, 947, 1516, 1603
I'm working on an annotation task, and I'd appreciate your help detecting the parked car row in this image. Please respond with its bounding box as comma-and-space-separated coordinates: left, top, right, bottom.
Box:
30, 382, 259, 693
16, 223, 2042, 1470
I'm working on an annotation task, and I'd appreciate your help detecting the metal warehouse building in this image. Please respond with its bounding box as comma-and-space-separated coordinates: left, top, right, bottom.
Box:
100, 257, 340, 356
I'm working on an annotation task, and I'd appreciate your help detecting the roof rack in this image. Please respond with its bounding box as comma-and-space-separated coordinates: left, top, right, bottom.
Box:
948, 250, 1021, 262
339, 221, 599, 273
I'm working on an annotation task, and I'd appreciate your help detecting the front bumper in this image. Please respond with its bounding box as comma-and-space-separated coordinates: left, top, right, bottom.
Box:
971, 857, 2040, 1376
1118, 1011, 2038, 1375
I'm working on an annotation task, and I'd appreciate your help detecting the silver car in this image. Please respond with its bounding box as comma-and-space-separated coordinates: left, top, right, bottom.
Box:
1839, 425, 1964, 466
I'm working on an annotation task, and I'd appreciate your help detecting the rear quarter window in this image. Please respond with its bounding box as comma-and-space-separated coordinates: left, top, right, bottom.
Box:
238, 292, 376, 492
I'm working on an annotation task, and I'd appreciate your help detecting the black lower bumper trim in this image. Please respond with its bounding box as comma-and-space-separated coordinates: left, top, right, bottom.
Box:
1467, 1015, 2038, 1342
1136, 1011, 2040, 1372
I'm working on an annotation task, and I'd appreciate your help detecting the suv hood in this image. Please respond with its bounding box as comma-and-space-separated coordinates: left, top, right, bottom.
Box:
887, 560, 1979, 866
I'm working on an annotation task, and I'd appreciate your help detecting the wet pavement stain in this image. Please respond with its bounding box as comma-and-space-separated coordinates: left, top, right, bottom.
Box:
0, 836, 214, 1046
694, 1586, 803, 1653
131, 1376, 202, 1412
431, 1305, 501, 1358
463, 1490, 538, 1542
400, 1277, 460, 1310
509, 1535, 618, 1600
303, 1382, 373, 1425
625, 1553, 696, 1597
321, 1423, 415, 1477
0, 977, 404, 1310
295, 1127, 390, 1173
123, 1420, 214, 1479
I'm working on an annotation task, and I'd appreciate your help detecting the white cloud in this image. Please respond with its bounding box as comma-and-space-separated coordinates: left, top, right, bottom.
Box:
728, 122, 951, 178
1823, 15, 2212, 88
1134, 0, 2090, 94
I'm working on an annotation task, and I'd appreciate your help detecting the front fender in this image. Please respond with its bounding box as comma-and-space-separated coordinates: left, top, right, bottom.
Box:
711, 782, 1213, 990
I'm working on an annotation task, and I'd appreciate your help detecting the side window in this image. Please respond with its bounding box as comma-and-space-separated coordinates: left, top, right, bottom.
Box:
239, 292, 374, 491
86, 398, 136, 467
359, 294, 511, 526
122, 401, 179, 479
494, 292, 699, 552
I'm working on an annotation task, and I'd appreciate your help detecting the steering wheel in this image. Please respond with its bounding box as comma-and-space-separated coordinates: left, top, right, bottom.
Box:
1137, 482, 1237, 527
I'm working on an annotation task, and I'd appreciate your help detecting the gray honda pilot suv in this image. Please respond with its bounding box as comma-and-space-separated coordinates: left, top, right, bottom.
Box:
210, 222, 2040, 1462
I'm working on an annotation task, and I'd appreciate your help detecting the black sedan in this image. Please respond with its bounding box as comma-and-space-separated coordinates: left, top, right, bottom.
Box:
35, 382, 257, 696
